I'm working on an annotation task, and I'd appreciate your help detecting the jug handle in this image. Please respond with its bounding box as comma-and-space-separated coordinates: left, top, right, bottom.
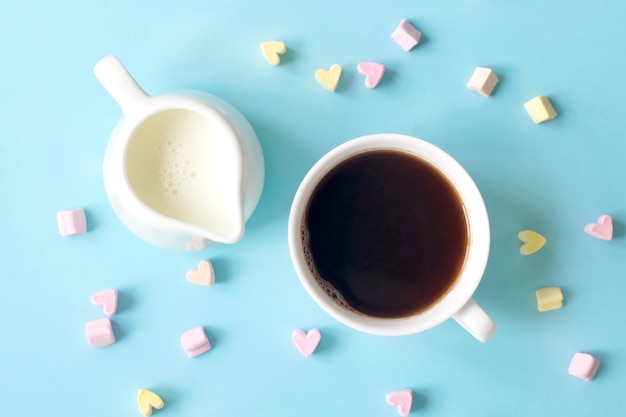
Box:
93, 55, 149, 115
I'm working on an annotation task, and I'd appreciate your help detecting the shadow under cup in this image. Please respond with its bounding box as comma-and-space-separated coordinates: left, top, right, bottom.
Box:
288, 134, 491, 337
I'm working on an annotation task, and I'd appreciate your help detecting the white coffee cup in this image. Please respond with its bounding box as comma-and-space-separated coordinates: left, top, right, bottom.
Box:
288, 134, 496, 342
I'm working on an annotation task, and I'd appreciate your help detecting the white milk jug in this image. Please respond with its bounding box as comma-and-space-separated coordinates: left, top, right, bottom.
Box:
94, 55, 264, 251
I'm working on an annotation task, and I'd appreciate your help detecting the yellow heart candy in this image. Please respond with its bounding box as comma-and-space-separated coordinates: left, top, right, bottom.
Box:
137, 389, 164, 416
315, 64, 342, 92
518, 230, 546, 255
260, 41, 286, 66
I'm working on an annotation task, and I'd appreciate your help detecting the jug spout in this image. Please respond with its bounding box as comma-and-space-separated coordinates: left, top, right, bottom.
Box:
184, 193, 245, 250
207, 195, 245, 244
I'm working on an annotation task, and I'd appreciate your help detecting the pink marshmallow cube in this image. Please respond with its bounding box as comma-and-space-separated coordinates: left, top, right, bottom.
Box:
391, 19, 422, 52
181, 327, 211, 358
85, 318, 115, 348
568, 352, 600, 381
467, 67, 499, 97
57, 208, 87, 236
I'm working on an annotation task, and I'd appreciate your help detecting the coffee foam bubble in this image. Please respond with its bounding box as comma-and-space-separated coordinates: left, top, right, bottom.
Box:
300, 219, 356, 313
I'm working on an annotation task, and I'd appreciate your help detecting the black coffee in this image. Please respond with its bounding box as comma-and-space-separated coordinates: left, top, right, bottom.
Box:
304, 150, 469, 318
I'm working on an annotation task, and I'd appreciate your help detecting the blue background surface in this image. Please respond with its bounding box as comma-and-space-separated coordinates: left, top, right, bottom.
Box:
1, 0, 625, 415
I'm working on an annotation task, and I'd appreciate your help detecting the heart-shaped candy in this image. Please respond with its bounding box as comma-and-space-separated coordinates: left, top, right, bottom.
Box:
386, 389, 412, 417
186, 235, 207, 251
137, 389, 164, 416
357, 62, 386, 88
584, 214, 613, 240
91, 289, 118, 316
260, 41, 286, 66
292, 328, 321, 357
186, 260, 215, 286
315, 64, 342, 92
518, 230, 546, 255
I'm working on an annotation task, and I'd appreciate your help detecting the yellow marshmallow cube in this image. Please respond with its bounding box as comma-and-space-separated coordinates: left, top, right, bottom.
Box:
524, 96, 557, 124
535, 287, 563, 312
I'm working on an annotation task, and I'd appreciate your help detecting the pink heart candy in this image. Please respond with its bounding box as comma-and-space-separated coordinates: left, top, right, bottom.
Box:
584, 214, 613, 241
357, 62, 386, 89
292, 328, 321, 357
386, 389, 412, 417
91, 289, 118, 316
186, 260, 215, 286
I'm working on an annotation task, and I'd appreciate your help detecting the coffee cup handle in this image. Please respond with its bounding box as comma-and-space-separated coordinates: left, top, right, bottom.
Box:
452, 298, 497, 342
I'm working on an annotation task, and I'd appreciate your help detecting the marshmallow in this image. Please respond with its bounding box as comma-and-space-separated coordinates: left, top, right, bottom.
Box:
137, 389, 164, 416
186, 260, 215, 286
535, 287, 563, 312
260, 41, 287, 66
85, 318, 115, 348
568, 352, 600, 381
57, 208, 87, 236
315, 65, 342, 92
518, 230, 547, 255
524, 95, 557, 124
391, 19, 422, 51
91, 289, 118, 316
466, 67, 499, 96
180, 327, 211, 358
357, 62, 386, 89
292, 328, 321, 357
584, 214, 613, 241
386, 389, 412, 417
186, 235, 207, 250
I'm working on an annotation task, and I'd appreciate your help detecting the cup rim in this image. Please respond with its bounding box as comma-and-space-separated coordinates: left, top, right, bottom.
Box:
287, 134, 490, 336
